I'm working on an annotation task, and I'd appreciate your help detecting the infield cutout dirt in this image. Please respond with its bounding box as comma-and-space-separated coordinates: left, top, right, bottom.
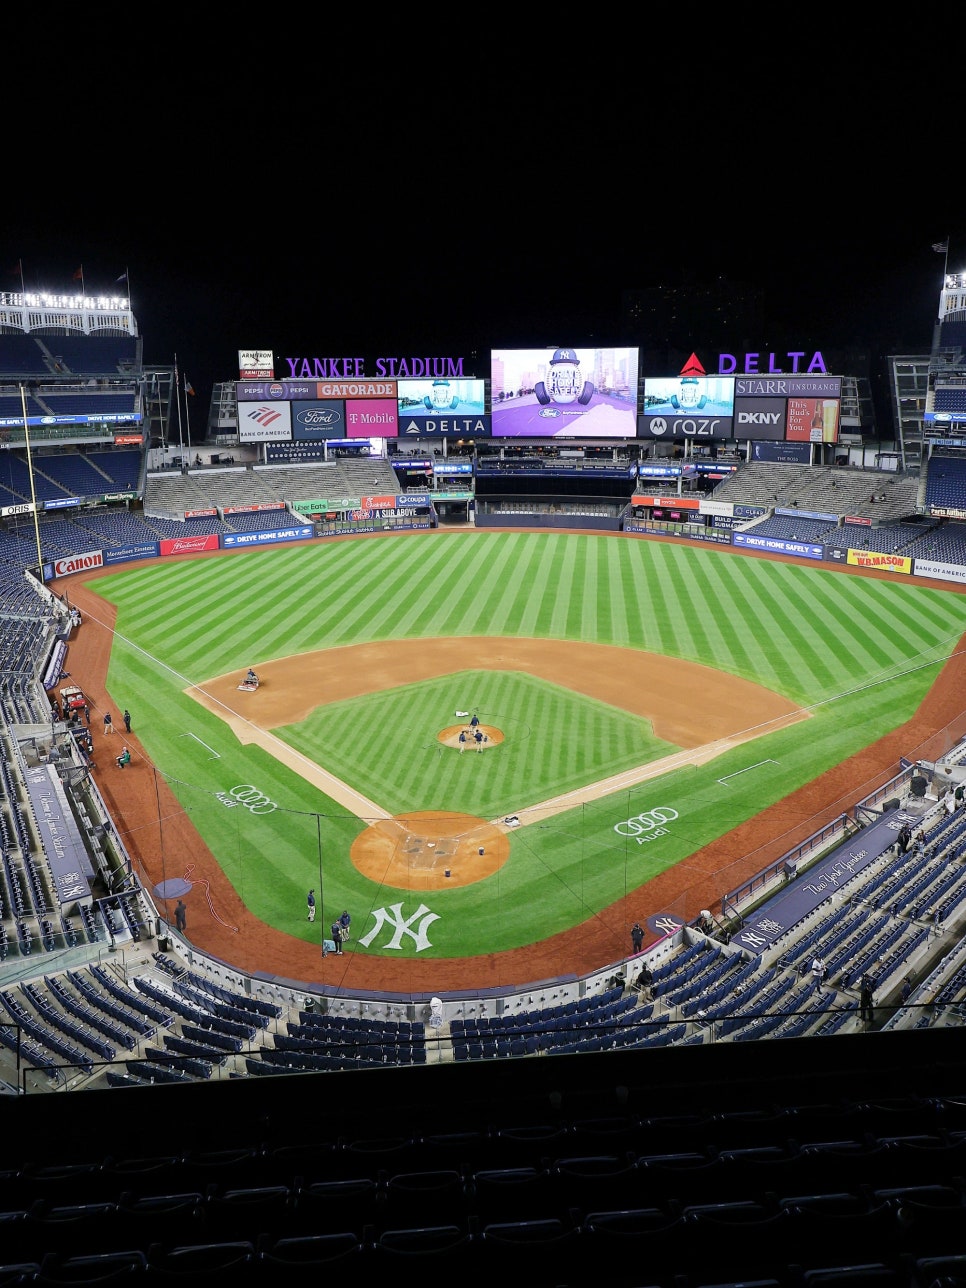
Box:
187, 637, 808, 892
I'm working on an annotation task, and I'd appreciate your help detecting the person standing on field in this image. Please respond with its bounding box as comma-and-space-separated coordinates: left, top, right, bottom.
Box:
307, 889, 316, 922
123, 709, 132, 733
103, 711, 114, 735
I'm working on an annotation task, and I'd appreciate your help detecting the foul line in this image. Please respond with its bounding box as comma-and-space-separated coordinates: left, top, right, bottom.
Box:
718, 759, 778, 785
180, 732, 220, 760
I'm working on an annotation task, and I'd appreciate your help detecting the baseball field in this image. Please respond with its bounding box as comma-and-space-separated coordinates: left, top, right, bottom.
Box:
64, 530, 966, 988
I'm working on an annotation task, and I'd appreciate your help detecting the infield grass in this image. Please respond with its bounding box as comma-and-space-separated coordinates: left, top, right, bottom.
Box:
90, 531, 966, 958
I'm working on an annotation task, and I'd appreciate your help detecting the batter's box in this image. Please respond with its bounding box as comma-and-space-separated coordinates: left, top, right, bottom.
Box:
400, 834, 461, 858
433, 837, 461, 858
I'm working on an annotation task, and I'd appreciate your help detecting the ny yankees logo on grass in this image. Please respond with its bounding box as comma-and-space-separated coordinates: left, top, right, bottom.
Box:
358, 902, 441, 951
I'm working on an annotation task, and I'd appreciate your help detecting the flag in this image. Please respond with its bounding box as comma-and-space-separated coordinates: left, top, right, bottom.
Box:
933, 240, 949, 254
8, 259, 21, 276
72, 265, 83, 281
115, 270, 128, 284
185, 379, 195, 396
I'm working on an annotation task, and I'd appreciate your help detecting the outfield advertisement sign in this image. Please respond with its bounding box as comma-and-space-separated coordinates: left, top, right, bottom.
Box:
914, 559, 966, 583
0, 412, 140, 428
50, 551, 104, 577
222, 526, 315, 547
159, 534, 220, 556
846, 550, 913, 573
732, 532, 825, 560
624, 522, 732, 545
103, 542, 160, 565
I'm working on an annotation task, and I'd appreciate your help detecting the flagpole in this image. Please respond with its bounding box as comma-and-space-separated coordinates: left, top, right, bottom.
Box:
183, 372, 193, 447
173, 355, 185, 467
18, 259, 25, 296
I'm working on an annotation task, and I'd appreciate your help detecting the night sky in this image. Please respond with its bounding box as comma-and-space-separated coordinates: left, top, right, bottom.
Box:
2, 59, 958, 415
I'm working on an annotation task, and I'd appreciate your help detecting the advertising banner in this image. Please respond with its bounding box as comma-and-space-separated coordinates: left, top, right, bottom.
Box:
750, 440, 811, 464
733, 397, 786, 440
732, 532, 824, 560
237, 401, 292, 443
786, 397, 840, 443
345, 399, 398, 438
292, 401, 346, 440
222, 526, 315, 548
159, 533, 221, 556
846, 551, 912, 573
397, 415, 491, 437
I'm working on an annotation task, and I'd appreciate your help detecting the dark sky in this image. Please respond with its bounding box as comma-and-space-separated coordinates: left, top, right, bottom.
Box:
1, 62, 958, 414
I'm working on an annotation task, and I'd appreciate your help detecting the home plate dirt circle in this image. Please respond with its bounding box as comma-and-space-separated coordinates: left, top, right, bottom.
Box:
350, 810, 510, 890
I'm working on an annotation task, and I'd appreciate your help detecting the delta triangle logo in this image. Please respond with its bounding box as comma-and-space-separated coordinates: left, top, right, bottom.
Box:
680, 353, 707, 377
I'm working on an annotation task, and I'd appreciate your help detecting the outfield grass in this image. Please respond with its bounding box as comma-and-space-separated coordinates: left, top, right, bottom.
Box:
92, 532, 966, 958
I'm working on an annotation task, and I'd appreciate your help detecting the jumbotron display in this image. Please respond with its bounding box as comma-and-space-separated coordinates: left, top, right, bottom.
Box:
490, 346, 639, 438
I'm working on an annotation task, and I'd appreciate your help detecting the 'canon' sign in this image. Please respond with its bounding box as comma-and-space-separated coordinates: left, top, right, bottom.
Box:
53, 551, 103, 576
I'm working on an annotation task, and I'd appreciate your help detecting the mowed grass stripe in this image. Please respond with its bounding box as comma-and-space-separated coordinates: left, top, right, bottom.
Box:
729, 566, 836, 696
596, 538, 635, 644
697, 556, 787, 690
805, 578, 912, 683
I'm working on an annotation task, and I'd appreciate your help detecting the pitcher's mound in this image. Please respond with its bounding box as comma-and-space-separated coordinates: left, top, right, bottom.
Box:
351, 810, 510, 889
439, 723, 503, 750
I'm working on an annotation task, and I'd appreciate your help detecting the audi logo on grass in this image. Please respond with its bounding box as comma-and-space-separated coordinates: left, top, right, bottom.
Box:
614, 806, 678, 841
215, 785, 278, 815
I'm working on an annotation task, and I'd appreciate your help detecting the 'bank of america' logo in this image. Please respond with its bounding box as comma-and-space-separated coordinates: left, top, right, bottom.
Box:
248, 407, 282, 427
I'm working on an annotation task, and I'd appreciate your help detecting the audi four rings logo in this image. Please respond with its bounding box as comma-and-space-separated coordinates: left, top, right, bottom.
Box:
613, 806, 679, 836
229, 785, 277, 815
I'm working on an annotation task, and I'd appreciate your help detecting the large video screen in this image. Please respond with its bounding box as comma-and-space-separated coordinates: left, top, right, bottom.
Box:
642, 376, 735, 417
398, 378, 486, 416
490, 346, 639, 437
